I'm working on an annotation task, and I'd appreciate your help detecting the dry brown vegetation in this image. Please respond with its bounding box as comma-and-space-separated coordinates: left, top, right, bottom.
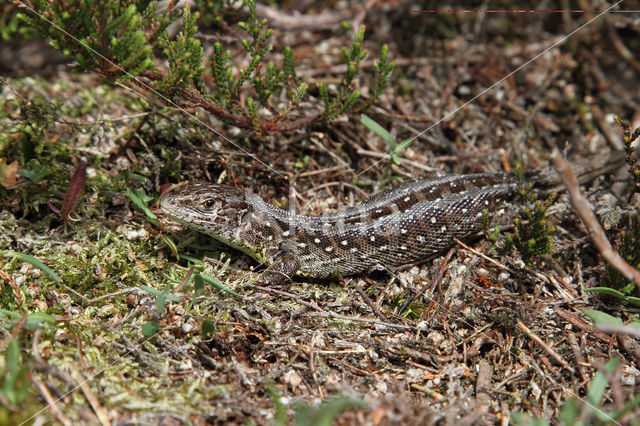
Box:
1, 1, 640, 424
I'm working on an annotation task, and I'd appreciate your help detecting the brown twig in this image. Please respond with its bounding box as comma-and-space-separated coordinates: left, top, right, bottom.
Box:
31, 374, 73, 426
566, 331, 589, 383
354, 281, 387, 321
454, 238, 517, 274
351, 0, 376, 32
304, 311, 416, 331
516, 319, 574, 373
606, 20, 640, 73
255, 3, 350, 30
138, 70, 324, 135
397, 247, 455, 316
356, 148, 438, 172
550, 153, 640, 293
554, 308, 614, 344
62, 284, 138, 304
590, 104, 625, 150
71, 366, 111, 426
247, 284, 324, 312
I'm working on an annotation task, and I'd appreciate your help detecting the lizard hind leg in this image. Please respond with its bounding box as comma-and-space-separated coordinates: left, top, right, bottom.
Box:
364, 262, 398, 283
257, 252, 300, 285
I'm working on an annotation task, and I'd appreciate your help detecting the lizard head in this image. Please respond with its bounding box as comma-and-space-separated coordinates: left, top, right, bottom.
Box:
160, 182, 255, 254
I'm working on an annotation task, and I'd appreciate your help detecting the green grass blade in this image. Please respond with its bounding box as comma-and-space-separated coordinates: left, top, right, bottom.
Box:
198, 273, 241, 298
582, 309, 622, 326
394, 136, 415, 154
586, 287, 626, 298
1, 250, 60, 283
360, 114, 394, 146
126, 187, 158, 221
139, 285, 182, 302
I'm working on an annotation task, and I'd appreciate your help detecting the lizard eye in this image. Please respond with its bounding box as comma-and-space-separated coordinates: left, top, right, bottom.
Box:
203, 199, 217, 209
239, 210, 251, 223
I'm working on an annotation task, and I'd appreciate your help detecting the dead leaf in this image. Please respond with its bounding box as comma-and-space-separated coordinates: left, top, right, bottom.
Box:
0, 158, 18, 188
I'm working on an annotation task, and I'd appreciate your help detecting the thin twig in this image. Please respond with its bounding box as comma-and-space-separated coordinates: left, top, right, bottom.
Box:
554, 308, 614, 344
174, 265, 195, 293
516, 319, 574, 373
354, 281, 388, 321
61, 284, 137, 304
397, 247, 455, 316
454, 238, 517, 274
87, 289, 139, 304
550, 153, 640, 293
298, 165, 349, 178
304, 311, 416, 331
255, 3, 350, 30
31, 374, 73, 426
70, 366, 111, 426
567, 331, 589, 382
357, 148, 438, 172
247, 284, 324, 312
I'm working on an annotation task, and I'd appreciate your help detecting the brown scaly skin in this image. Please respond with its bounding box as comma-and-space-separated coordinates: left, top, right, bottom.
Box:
160, 152, 625, 285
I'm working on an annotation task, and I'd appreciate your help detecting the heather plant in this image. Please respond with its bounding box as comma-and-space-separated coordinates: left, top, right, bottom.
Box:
17, 0, 394, 135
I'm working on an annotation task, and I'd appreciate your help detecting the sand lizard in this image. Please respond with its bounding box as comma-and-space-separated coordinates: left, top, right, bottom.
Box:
160, 152, 624, 284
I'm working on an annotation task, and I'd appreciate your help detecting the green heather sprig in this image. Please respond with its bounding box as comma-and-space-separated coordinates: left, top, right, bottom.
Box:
20, 0, 172, 81
19, 0, 394, 135
484, 164, 556, 264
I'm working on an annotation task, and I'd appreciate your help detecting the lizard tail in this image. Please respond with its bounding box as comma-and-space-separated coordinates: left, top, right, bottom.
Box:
527, 150, 626, 192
